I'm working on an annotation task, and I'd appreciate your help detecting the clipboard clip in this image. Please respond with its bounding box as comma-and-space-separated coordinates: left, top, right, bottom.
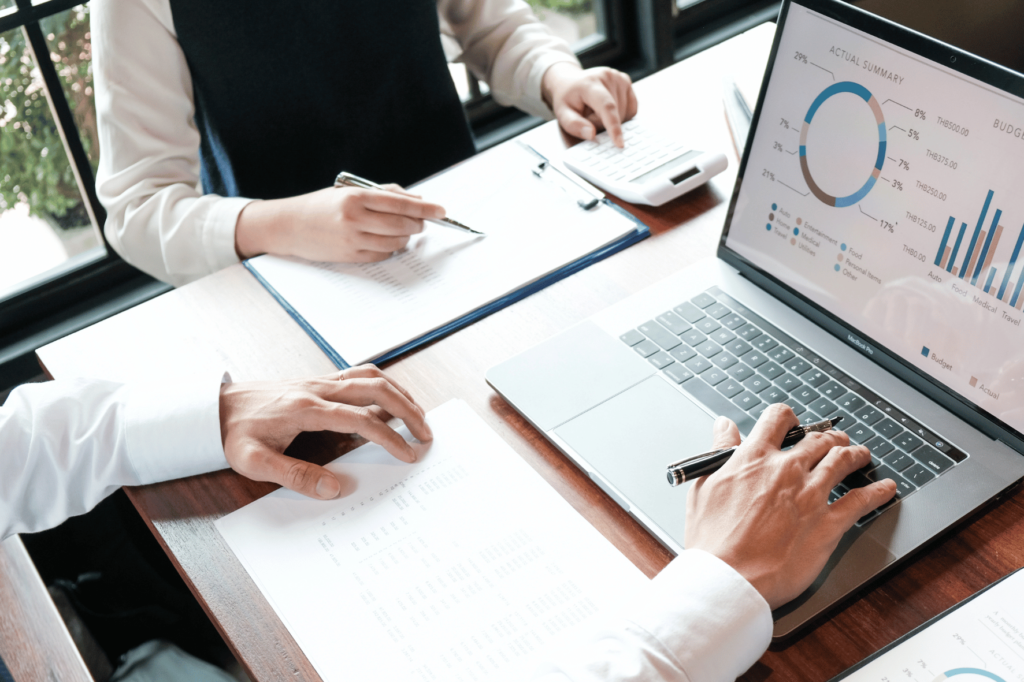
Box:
519, 142, 602, 211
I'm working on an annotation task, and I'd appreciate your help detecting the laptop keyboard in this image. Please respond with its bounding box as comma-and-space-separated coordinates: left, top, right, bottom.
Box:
620, 286, 968, 527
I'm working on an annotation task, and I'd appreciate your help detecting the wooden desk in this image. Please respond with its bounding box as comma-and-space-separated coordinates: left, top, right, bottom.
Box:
35, 27, 1024, 682
0, 536, 92, 682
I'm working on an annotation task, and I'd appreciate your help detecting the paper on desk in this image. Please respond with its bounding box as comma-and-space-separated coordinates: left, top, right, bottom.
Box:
837, 569, 1024, 681
246, 141, 637, 365
216, 400, 649, 682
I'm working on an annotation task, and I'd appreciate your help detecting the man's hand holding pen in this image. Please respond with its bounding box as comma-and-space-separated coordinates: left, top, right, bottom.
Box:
684, 404, 896, 609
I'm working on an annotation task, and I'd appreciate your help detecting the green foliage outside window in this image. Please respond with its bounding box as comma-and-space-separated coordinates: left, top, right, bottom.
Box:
0, 6, 95, 231
526, 0, 594, 16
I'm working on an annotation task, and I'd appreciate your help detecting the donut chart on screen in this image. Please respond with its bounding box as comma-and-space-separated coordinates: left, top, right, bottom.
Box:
799, 81, 886, 207
931, 668, 1007, 682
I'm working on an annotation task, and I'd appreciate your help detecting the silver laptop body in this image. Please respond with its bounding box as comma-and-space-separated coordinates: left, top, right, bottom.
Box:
487, 0, 1024, 640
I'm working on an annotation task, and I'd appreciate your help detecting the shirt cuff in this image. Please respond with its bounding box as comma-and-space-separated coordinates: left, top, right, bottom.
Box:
124, 372, 230, 484
200, 196, 254, 275
521, 51, 582, 120
628, 549, 773, 682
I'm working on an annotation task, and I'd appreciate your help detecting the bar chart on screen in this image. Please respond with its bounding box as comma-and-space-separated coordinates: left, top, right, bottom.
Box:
934, 191, 1024, 310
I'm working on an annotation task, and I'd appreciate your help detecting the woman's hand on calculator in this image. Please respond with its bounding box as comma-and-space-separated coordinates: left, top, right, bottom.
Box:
541, 63, 638, 148
683, 404, 897, 609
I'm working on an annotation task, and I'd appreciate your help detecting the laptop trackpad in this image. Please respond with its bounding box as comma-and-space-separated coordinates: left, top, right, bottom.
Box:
554, 375, 716, 546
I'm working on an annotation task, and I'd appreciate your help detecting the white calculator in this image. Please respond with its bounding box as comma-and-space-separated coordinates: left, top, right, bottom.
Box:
563, 119, 728, 206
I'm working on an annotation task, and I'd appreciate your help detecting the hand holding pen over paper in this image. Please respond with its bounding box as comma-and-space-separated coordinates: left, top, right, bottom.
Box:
218, 365, 433, 501
683, 404, 896, 609
234, 180, 459, 265
336, 172, 484, 236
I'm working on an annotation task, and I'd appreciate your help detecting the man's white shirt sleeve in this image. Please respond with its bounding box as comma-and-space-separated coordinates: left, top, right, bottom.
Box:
0, 375, 228, 539
0, 375, 772, 677
94, 0, 579, 287
533, 549, 773, 682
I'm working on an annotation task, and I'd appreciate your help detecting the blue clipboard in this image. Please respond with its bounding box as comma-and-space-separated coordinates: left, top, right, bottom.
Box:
245, 198, 648, 369
0, 652, 12, 682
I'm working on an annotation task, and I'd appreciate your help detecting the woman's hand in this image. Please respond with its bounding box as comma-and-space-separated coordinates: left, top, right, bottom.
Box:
542, 63, 639, 147
235, 185, 446, 263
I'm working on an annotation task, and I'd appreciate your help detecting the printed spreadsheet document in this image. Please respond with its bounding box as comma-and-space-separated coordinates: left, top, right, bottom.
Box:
216, 400, 649, 682
245, 141, 638, 365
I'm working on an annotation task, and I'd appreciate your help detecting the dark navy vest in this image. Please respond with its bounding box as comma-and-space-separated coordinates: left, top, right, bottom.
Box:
168, 1, 477, 198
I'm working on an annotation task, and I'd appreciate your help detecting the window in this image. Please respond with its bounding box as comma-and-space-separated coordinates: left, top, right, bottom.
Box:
0, 4, 100, 296
673, 0, 781, 63
0, 0, 160, 385
0, 2, 157, 352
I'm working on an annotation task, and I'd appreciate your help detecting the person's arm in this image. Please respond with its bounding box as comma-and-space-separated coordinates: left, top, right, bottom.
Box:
0, 373, 225, 538
530, 405, 897, 681
440, 0, 637, 146
0, 365, 431, 540
533, 549, 772, 682
93, 0, 445, 287
93, 0, 249, 287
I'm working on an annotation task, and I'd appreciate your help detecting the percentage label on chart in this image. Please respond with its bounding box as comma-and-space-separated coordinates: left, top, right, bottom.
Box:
953, 633, 966, 645
899, 159, 910, 170
908, 129, 920, 140
892, 180, 903, 191
794, 51, 808, 64
780, 118, 790, 129
881, 220, 895, 233
773, 142, 783, 152
762, 169, 775, 181
915, 108, 927, 120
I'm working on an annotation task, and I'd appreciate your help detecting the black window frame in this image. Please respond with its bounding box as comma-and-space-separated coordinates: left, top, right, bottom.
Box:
0, 0, 164, 384
673, 0, 782, 63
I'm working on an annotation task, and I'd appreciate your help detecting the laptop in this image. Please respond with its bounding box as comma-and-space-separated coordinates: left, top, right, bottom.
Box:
486, 0, 1024, 641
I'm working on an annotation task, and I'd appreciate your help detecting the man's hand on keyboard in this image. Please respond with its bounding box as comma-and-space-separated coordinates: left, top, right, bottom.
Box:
541, 63, 638, 148
684, 404, 897, 609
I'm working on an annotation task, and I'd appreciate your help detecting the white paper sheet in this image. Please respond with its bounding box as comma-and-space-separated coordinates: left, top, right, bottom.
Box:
247, 142, 638, 365
839, 570, 1024, 682
216, 400, 649, 682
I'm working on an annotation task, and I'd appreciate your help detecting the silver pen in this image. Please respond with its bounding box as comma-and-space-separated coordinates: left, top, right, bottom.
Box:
334, 171, 484, 236
666, 416, 843, 487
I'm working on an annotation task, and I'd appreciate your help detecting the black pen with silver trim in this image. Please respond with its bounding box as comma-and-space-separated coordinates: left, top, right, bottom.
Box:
666, 416, 843, 487
334, 171, 485, 236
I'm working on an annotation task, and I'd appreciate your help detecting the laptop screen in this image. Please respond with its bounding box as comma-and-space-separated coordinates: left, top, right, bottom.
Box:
722, 0, 1024, 440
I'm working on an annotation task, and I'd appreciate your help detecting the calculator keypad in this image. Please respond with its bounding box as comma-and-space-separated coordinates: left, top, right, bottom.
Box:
566, 120, 694, 183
